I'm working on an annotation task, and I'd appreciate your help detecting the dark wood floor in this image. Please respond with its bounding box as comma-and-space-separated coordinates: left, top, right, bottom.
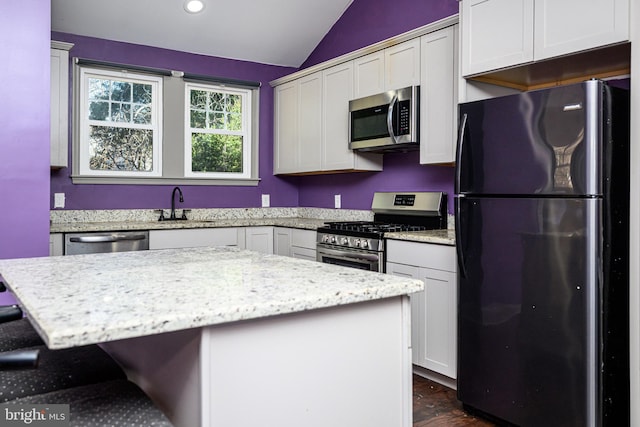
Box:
413, 375, 496, 426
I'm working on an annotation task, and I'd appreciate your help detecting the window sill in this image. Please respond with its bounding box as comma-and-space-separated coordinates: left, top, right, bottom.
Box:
70, 176, 261, 186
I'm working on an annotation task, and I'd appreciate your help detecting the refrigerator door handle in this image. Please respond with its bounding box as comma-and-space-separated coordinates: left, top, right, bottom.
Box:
455, 113, 468, 194
455, 197, 468, 279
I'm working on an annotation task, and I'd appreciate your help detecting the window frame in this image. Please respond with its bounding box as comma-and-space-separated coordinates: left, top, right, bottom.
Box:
71, 62, 261, 186
184, 82, 252, 179
77, 67, 163, 178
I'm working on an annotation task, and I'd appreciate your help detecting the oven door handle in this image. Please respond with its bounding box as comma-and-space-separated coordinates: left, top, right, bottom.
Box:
318, 247, 380, 262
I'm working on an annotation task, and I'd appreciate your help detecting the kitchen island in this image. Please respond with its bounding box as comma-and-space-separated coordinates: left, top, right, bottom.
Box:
0, 247, 422, 427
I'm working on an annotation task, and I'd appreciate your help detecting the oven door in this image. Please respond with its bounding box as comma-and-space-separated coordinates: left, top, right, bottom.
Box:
316, 244, 382, 272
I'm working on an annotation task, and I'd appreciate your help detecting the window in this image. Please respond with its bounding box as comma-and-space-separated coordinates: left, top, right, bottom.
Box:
78, 68, 162, 177
185, 83, 251, 179
73, 62, 260, 185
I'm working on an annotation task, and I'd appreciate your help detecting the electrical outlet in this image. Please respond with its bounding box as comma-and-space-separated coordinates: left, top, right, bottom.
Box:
54, 193, 65, 209
261, 194, 270, 208
334, 194, 341, 209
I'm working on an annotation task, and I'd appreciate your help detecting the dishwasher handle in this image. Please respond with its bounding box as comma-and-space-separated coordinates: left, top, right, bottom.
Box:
69, 234, 148, 244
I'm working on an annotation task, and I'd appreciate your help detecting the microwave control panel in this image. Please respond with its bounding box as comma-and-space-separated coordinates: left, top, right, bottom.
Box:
396, 100, 411, 135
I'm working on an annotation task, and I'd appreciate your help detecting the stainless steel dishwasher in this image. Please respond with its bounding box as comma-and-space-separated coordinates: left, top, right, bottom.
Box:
64, 231, 149, 255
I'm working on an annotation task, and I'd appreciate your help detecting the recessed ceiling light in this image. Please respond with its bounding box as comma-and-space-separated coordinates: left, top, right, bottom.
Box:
184, 0, 205, 13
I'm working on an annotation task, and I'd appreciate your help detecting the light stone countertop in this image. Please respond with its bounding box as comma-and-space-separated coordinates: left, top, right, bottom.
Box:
0, 247, 423, 349
49, 217, 329, 233
385, 229, 456, 246
49, 208, 456, 245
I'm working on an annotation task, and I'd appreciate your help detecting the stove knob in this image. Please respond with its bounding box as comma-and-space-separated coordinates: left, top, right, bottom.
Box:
354, 239, 361, 248
361, 240, 369, 249
330, 236, 336, 244
340, 237, 349, 246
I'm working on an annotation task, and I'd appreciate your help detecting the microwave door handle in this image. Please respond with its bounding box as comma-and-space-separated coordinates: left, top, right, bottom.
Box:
386, 94, 399, 144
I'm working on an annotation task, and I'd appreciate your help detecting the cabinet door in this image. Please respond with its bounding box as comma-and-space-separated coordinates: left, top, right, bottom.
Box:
421, 268, 457, 378
322, 62, 355, 171
49, 233, 64, 256
353, 51, 385, 99
273, 81, 299, 174
461, 0, 534, 76
533, 0, 629, 60
274, 227, 292, 257
298, 72, 323, 172
386, 262, 423, 367
384, 38, 421, 91
50, 47, 70, 168
245, 227, 274, 254
420, 26, 457, 165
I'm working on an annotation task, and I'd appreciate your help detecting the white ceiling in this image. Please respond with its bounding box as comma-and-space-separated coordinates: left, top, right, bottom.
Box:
51, 0, 354, 68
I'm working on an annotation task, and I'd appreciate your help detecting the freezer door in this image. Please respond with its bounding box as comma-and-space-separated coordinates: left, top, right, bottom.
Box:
456, 81, 603, 196
456, 196, 600, 426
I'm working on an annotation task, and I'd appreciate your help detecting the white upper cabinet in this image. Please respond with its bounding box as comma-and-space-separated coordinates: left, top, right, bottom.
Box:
297, 72, 323, 172
323, 62, 383, 172
353, 38, 421, 99
461, 0, 629, 77
384, 38, 421, 91
461, 0, 534, 77
533, 0, 629, 61
353, 51, 385, 98
273, 62, 382, 175
420, 25, 457, 164
51, 41, 73, 168
273, 81, 299, 174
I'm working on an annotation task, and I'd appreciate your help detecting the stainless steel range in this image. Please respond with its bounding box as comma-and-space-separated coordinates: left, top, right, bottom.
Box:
316, 192, 447, 272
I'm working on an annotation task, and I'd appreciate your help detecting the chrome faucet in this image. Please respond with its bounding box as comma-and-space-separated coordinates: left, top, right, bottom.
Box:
170, 186, 184, 220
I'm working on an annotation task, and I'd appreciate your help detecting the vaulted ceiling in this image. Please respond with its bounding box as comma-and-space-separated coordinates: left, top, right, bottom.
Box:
51, 0, 354, 67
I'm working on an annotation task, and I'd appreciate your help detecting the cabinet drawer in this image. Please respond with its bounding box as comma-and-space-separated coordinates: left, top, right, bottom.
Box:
386, 240, 456, 272
291, 229, 316, 249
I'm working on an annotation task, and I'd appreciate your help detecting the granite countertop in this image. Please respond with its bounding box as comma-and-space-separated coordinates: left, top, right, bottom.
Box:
0, 247, 423, 349
50, 217, 328, 233
385, 229, 456, 246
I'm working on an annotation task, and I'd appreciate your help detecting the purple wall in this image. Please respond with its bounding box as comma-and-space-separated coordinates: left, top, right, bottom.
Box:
301, 0, 459, 68
0, 1, 51, 260
50, 32, 300, 210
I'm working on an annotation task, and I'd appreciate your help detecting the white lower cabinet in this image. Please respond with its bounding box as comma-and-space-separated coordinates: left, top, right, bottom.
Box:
274, 227, 292, 257
290, 229, 316, 261
149, 228, 245, 250
49, 233, 64, 256
386, 240, 457, 379
245, 227, 274, 254
273, 227, 317, 261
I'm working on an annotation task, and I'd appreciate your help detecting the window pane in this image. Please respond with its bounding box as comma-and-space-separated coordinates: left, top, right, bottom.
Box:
111, 81, 131, 102
228, 113, 242, 131
89, 101, 109, 120
210, 92, 225, 112
132, 104, 151, 124
89, 78, 110, 100
191, 133, 243, 173
111, 103, 131, 122
132, 83, 152, 104
191, 90, 208, 110
190, 110, 206, 128
208, 112, 225, 130
89, 126, 154, 172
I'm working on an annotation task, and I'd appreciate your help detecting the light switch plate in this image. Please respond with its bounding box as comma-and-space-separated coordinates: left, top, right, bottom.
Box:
261, 194, 270, 208
334, 194, 341, 209
54, 193, 65, 209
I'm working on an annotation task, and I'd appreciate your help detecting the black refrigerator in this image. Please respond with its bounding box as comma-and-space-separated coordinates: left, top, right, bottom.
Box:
454, 80, 629, 427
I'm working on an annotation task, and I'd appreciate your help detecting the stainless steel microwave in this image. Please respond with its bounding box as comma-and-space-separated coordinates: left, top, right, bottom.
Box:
348, 86, 419, 152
